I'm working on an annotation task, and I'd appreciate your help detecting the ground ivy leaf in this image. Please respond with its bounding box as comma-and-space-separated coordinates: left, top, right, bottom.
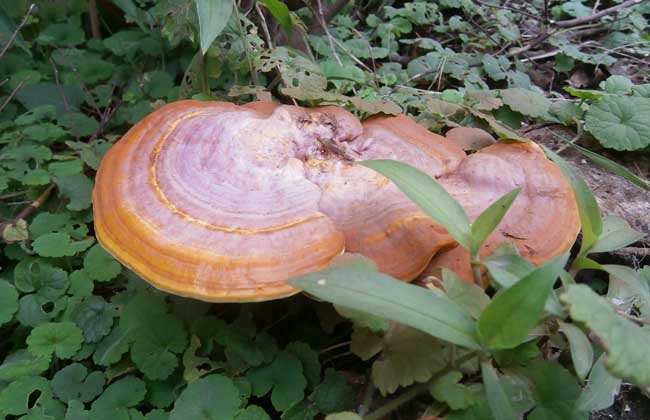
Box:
372, 325, 449, 395
52, 363, 105, 402
84, 244, 122, 281
235, 405, 271, 420
350, 326, 383, 361
584, 95, 650, 151
519, 359, 587, 420
71, 295, 115, 343
0, 375, 52, 416
90, 375, 146, 420
183, 335, 223, 383
93, 326, 131, 366
0, 280, 18, 325
27, 321, 84, 359
65, 399, 91, 420
170, 374, 240, 420
131, 313, 188, 380
32, 232, 93, 257
14, 257, 69, 299
55, 174, 94, 211
69, 269, 94, 297
0, 349, 51, 381
312, 368, 355, 414
285, 341, 321, 390
247, 351, 307, 412
562, 284, 650, 387
430, 371, 479, 410
281, 400, 319, 420
499, 88, 551, 120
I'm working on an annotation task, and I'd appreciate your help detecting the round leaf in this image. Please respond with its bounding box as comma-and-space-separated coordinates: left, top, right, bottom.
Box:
170, 374, 240, 420
27, 321, 84, 359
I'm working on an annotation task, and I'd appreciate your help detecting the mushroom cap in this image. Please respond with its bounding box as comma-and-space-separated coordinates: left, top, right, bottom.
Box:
427, 140, 581, 283
93, 101, 464, 301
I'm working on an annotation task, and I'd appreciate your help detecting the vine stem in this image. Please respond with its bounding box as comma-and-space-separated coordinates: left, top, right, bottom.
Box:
364, 351, 480, 420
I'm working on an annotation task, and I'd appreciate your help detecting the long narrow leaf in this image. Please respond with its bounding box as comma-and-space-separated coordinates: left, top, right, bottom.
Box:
542, 145, 602, 257
196, 0, 234, 55
569, 142, 649, 190
289, 262, 481, 349
481, 361, 518, 420
470, 187, 522, 255
361, 160, 472, 248
478, 254, 569, 349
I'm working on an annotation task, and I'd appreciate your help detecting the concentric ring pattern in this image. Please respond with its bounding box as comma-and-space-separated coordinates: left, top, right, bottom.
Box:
93, 100, 580, 301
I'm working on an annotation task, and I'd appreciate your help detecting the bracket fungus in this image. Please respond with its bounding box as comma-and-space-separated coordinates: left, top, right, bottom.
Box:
93, 100, 580, 302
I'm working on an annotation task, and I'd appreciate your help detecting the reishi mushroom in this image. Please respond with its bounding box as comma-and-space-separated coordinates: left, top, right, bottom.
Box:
93, 100, 580, 302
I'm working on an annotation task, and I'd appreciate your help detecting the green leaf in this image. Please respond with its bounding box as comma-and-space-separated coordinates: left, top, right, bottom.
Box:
325, 413, 363, 420
481, 362, 518, 420
32, 232, 93, 257
131, 313, 188, 380
599, 75, 633, 94
195, 0, 233, 55
280, 400, 319, 420
290, 262, 480, 349
58, 112, 100, 137
247, 351, 307, 412
520, 360, 586, 420
27, 321, 84, 359
584, 95, 650, 151
371, 325, 450, 395
470, 187, 521, 255
558, 321, 593, 381
562, 285, 650, 387
236, 405, 271, 420
170, 374, 240, 419
478, 255, 568, 349
55, 174, 94, 211
285, 342, 321, 389
261, 0, 292, 38
84, 244, 123, 281
360, 159, 471, 248
90, 376, 146, 420
442, 269, 491, 320
0, 280, 18, 326
93, 326, 130, 366
499, 88, 551, 119
334, 305, 389, 333
576, 353, 622, 412
542, 145, 602, 257
568, 142, 649, 190
71, 295, 115, 343
0, 350, 51, 382
311, 368, 355, 414
51, 363, 105, 403
590, 215, 645, 253
430, 371, 479, 410
0, 376, 52, 416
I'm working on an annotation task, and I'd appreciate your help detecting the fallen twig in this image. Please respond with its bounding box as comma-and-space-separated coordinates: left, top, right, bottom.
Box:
554, 0, 648, 27
0, 3, 35, 58
0, 184, 56, 238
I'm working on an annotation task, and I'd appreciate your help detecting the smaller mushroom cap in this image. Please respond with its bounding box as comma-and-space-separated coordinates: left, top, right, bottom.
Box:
427, 140, 581, 283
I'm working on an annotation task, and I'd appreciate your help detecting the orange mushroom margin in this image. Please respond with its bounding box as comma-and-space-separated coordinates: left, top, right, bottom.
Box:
93, 100, 580, 302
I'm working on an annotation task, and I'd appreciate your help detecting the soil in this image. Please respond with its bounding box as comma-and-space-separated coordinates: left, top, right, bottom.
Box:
591, 386, 650, 420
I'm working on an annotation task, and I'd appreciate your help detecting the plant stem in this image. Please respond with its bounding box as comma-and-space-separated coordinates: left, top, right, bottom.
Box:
364, 351, 480, 420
